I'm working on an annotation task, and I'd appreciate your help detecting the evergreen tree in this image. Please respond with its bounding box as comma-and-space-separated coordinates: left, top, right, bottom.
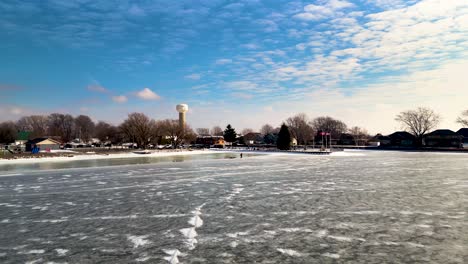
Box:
223, 124, 237, 143
277, 124, 291, 150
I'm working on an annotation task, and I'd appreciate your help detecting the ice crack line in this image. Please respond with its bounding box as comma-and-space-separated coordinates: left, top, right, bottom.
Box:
165, 203, 206, 263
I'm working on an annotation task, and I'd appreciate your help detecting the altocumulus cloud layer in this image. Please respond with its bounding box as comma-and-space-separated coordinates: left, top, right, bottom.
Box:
0, 0, 467, 133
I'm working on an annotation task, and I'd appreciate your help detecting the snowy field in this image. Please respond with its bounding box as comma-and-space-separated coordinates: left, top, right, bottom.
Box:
0, 151, 467, 263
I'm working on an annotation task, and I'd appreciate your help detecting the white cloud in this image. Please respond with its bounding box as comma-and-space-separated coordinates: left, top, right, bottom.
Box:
135, 88, 161, 100
224, 81, 258, 91
87, 84, 108, 93
185, 73, 201, 80
256, 19, 279, 32
294, 0, 354, 21
112, 95, 128, 103
231, 92, 253, 99
296, 43, 306, 51
242, 43, 260, 50
215, 59, 232, 65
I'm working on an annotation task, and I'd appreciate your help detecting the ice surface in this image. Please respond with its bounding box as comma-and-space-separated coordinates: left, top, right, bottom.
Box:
127, 235, 150, 248
0, 151, 467, 263
277, 248, 304, 257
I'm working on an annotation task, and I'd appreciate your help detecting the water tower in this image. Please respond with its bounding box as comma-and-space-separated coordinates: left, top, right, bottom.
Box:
176, 104, 188, 129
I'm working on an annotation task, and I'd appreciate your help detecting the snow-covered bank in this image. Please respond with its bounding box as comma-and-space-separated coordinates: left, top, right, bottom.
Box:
211, 149, 366, 157
0, 150, 225, 165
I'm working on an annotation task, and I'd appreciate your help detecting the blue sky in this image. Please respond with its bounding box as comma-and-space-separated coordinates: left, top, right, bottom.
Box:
1, 0, 468, 133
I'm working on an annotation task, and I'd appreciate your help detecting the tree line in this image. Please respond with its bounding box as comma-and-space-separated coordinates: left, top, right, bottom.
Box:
1, 107, 467, 148
0, 113, 203, 148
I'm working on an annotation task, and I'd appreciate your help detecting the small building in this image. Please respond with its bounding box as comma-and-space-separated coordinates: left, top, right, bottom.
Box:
195, 136, 225, 147
243, 132, 264, 145
369, 134, 391, 147
26, 138, 62, 152
456, 128, 468, 148
424, 129, 463, 148
388, 131, 415, 147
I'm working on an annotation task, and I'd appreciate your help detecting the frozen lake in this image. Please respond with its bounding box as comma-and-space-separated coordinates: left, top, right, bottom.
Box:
0, 151, 467, 263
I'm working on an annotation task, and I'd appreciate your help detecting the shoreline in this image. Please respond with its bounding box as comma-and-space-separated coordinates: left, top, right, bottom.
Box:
0, 149, 224, 165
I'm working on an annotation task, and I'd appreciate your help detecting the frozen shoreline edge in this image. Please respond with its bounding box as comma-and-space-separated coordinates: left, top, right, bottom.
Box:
0, 150, 229, 165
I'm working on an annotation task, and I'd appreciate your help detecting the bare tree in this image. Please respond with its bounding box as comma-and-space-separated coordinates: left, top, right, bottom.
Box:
94, 121, 119, 144
48, 113, 75, 142
311, 116, 347, 139
241, 128, 254, 135
75, 115, 95, 143
286, 113, 314, 145
260, 124, 274, 135
348, 126, 369, 146
456, 110, 468, 127
211, 126, 223, 136
119, 113, 155, 149
158, 119, 194, 148
16, 115, 49, 139
0, 122, 17, 144
196, 128, 210, 136
395, 107, 441, 146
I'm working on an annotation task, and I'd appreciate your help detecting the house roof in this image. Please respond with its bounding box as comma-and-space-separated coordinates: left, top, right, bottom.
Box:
426, 129, 458, 136
373, 134, 390, 141
388, 131, 415, 140
243, 132, 263, 141
457, 128, 468, 137
26, 137, 61, 145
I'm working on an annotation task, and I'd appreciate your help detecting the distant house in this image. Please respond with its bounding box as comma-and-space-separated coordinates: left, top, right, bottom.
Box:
195, 136, 225, 147
25, 138, 61, 152
456, 128, 468, 148
339, 133, 355, 145
243, 132, 263, 145
369, 134, 391, 147
424, 129, 463, 148
388, 131, 415, 147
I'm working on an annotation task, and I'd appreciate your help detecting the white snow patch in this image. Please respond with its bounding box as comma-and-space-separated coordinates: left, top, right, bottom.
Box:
322, 253, 340, 259
55, 249, 69, 256
32, 206, 48, 211
407, 242, 426, 248
316, 229, 328, 238
127, 235, 150, 248
230, 241, 238, 248
277, 248, 304, 257
330, 151, 365, 157
179, 228, 198, 250
163, 249, 181, 264
135, 256, 150, 262
188, 215, 203, 228
327, 235, 353, 242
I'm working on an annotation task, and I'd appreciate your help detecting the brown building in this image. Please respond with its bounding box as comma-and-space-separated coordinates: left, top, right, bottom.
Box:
195, 136, 225, 147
